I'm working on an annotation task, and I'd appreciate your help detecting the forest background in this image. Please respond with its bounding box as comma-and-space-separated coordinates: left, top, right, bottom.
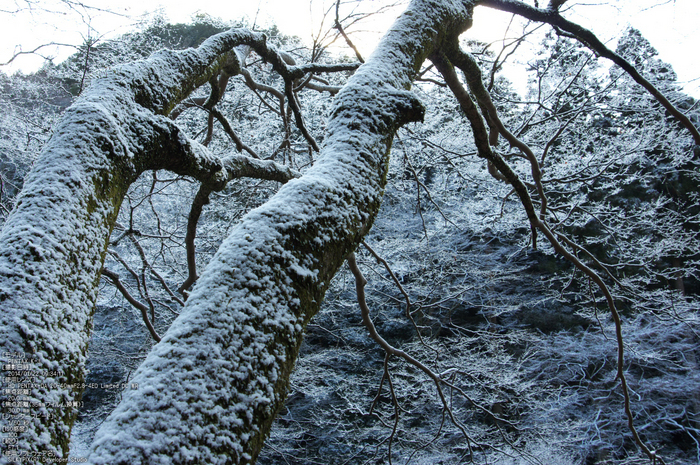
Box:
1, 0, 699, 464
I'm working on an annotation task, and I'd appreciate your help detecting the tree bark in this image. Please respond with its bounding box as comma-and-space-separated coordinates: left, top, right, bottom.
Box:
0, 1, 475, 463
0, 30, 299, 464
84, 1, 475, 463
2, 0, 694, 463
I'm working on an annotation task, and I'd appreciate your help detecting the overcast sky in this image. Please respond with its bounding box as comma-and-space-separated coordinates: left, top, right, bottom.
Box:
1, 0, 698, 97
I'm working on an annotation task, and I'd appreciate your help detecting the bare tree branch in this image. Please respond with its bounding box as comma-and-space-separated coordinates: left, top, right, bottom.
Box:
477, 0, 700, 144
334, 0, 365, 63
102, 268, 162, 343
347, 253, 475, 454
178, 184, 212, 297
433, 39, 668, 465
1, 42, 78, 66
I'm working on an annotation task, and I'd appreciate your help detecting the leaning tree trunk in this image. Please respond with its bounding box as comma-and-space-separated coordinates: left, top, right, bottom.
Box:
86, 3, 474, 464
0, 30, 300, 464
0, 1, 475, 464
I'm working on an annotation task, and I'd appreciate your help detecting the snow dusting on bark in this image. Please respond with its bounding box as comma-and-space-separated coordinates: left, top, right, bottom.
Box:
1, 1, 478, 462
86, 1, 475, 463
0, 27, 281, 464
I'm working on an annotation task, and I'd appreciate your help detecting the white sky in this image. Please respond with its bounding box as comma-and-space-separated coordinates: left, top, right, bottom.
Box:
1, 0, 698, 97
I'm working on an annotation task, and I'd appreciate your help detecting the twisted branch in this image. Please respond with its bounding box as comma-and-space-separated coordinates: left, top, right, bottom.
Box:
432, 42, 666, 464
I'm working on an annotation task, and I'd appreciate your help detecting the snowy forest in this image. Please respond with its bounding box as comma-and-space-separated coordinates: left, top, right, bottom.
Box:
0, 0, 699, 464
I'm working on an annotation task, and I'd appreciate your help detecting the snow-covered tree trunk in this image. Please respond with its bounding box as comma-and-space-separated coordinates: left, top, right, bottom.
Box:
3, 0, 697, 462
0, 1, 476, 463
85, 3, 475, 464
0, 30, 301, 463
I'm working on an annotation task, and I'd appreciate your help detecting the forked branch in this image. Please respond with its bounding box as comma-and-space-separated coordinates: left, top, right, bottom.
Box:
431, 42, 665, 464
347, 253, 475, 456
102, 268, 162, 343
432, 42, 666, 464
